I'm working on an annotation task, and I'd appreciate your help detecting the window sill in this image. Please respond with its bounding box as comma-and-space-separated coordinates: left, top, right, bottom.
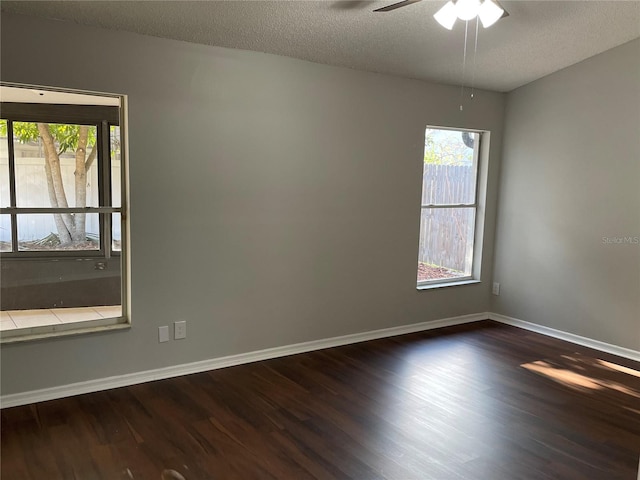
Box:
0, 320, 130, 344
417, 279, 481, 290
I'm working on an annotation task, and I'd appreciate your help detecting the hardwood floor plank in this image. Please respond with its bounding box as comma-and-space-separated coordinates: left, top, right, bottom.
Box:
2, 321, 639, 479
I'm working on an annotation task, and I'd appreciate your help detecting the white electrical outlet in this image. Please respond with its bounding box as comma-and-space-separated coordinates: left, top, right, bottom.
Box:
174, 321, 187, 340
492, 282, 500, 295
158, 326, 169, 343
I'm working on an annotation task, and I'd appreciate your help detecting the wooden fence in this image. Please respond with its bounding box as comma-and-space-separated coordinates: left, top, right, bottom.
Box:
418, 164, 476, 272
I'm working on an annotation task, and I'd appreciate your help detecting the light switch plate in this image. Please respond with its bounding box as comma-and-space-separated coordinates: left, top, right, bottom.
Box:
158, 326, 169, 343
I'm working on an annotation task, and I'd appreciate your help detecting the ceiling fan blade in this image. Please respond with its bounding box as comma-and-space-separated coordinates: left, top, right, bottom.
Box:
373, 0, 422, 12
495, 1, 509, 18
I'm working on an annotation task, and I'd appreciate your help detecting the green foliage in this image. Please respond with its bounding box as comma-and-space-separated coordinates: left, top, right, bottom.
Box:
424, 128, 473, 166
424, 131, 439, 164
109, 125, 121, 156
0, 121, 96, 155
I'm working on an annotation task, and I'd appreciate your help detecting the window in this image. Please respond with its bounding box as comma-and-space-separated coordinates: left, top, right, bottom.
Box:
417, 127, 483, 287
0, 84, 128, 341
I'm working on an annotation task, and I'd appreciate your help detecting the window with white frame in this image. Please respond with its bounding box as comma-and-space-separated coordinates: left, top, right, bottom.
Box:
417, 127, 482, 287
0, 84, 128, 340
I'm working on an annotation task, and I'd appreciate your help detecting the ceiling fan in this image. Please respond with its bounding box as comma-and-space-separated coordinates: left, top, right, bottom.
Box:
374, 0, 509, 29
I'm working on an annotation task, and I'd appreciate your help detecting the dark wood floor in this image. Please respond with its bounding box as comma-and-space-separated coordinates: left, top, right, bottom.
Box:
2, 321, 640, 480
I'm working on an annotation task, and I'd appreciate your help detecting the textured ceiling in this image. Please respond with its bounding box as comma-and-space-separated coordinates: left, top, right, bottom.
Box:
2, 1, 640, 92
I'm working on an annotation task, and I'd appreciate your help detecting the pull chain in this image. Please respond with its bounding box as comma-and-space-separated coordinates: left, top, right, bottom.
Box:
459, 20, 469, 111
470, 16, 479, 100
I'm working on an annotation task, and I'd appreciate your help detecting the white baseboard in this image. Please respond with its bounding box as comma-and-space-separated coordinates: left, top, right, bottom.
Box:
4, 311, 638, 408
489, 312, 640, 362
0, 312, 487, 409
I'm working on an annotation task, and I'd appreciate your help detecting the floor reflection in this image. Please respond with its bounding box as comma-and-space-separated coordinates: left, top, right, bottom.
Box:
521, 353, 640, 398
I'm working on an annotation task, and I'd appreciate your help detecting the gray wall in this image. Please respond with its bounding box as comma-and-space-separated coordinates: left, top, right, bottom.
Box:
0, 14, 504, 395
493, 39, 640, 350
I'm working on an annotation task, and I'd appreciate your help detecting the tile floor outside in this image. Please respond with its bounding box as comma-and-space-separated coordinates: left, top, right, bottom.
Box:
0, 306, 122, 330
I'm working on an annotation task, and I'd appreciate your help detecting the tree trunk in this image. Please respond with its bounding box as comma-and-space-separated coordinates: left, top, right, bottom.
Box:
43, 158, 72, 244
85, 143, 97, 170
37, 123, 76, 242
73, 126, 89, 242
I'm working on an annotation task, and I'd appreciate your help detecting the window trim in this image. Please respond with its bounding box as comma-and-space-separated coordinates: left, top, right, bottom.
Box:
0, 84, 130, 342
417, 126, 488, 289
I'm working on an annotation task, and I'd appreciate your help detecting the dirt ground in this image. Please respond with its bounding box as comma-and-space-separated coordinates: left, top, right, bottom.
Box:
417, 262, 461, 281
